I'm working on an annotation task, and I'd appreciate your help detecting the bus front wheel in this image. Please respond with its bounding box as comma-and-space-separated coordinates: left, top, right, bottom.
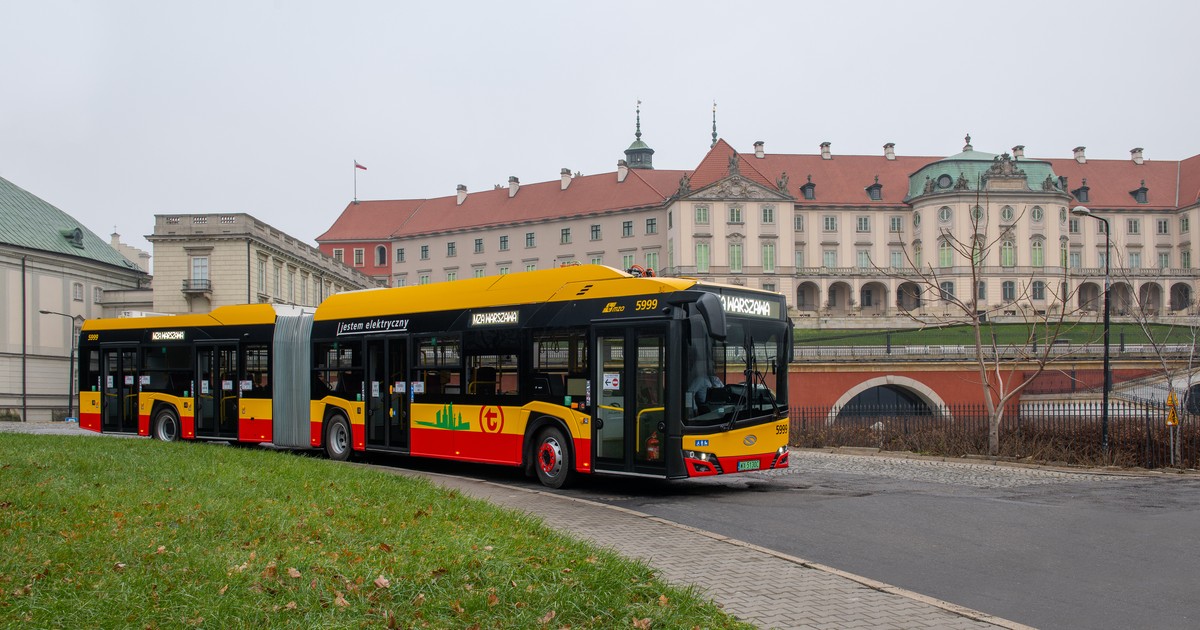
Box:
325, 415, 352, 462
154, 408, 180, 442
534, 426, 574, 489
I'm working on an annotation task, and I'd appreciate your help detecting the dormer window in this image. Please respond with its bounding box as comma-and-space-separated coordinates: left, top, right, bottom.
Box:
1130, 180, 1149, 204
865, 176, 883, 201
800, 175, 816, 200
1072, 178, 1090, 203
60, 227, 84, 249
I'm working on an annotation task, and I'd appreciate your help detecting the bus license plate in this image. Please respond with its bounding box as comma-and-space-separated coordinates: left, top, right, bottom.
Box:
737, 459, 760, 471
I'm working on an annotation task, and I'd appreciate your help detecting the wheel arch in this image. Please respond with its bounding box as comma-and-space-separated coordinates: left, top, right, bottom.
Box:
523, 414, 573, 476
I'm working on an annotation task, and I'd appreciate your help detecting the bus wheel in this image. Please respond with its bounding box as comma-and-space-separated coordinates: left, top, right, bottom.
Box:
153, 408, 180, 442
325, 415, 352, 462
534, 426, 574, 489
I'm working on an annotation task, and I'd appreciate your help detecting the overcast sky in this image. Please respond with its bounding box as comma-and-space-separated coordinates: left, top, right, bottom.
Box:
2, 1, 1197, 269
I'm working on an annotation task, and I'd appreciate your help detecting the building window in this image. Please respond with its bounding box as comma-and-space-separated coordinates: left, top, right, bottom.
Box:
913, 243, 922, 268
590, 256, 603, 266
890, 250, 903, 268
447, 271, 458, 282
762, 243, 775, 273
762, 282, 775, 292
1158, 252, 1170, 269
1000, 241, 1016, 267
823, 249, 837, 268
93, 286, 103, 304
695, 205, 709, 225
1000, 206, 1015, 222
419, 274, 430, 285
621, 254, 635, 269
728, 206, 743, 223
257, 259, 266, 290
474, 238, 483, 254
314, 278, 322, 301
1182, 250, 1192, 269
1031, 240, 1044, 267
560, 228, 571, 244
794, 215, 805, 232
1182, 216, 1191, 234
1061, 242, 1068, 268
761, 206, 775, 224
857, 250, 871, 268
1030, 206, 1044, 223
938, 206, 952, 223
333, 248, 344, 263
977, 281, 987, 301
590, 225, 601, 240
420, 245, 429, 260
1070, 251, 1082, 269
375, 245, 387, 266
622, 221, 634, 237
861, 288, 874, 307
728, 243, 743, 273
72, 282, 83, 302
643, 218, 656, 235
1128, 251, 1141, 269
191, 256, 209, 282
394, 277, 406, 287
300, 274, 308, 303
473, 268, 485, 278
695, 243, 710, 273
396, 248, 405, 263
645, 251, 659, 271
288, 269, 295, 302
1031, 281, 1046, 301
525, 263, 537, 272
668, 212, 672, 229
353, 248, 365, 266
913, 212, 922, 228
447, 242, 457, 257
889, 216, 903, 233
1157, 218, 1169, 235
1069, 218, 1080, 234
856, 216, 870, 233
499, 266, 509, 275
500, 235, 509, 251
938, 239, 953, 268
801, 181, 815, 200
794, 249, 805, 268
1127, 219, 1140, 235
939, 281, 955, 302
274, 265, 281, 296
525, 232, 535, 248
1002, 281, 1016, 302
823, 216, 837, 232
1097, 251, 1108, 269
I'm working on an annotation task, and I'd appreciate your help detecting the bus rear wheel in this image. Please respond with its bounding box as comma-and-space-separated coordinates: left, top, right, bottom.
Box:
154, 408, 180, 442
325, 414, 352, 462
534, 426, 574, 489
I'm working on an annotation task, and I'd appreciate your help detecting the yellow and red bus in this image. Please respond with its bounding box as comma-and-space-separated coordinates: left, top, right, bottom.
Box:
78, 265, 791, 487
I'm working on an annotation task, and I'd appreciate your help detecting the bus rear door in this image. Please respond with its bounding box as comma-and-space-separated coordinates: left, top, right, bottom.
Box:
195, 342, 239, 439
365, 336, 409, 451
101, 346, 139, 434
592, 325, 669, 476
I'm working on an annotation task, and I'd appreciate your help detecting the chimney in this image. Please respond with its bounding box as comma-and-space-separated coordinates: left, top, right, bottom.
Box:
1073, 146, 1086, 164
883, 142, 895, 160
456, 184, 467, 205
508, 176, 520, 198
1012, 145, 1025, 159
617, 159, 629, 183
560, 168, 572, 190
1131, 147, 1145, 165
754, 141, 765, 159
820, 142, 832, 160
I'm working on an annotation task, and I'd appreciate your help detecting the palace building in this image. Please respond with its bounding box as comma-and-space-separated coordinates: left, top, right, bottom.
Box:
317, 118, 1200, 325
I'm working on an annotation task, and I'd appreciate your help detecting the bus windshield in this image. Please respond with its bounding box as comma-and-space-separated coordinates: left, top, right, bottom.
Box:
684, 314, 787, 428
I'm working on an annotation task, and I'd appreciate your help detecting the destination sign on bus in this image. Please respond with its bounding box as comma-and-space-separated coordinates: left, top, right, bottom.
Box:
151, 330, 186, 341
470, 310, 519, 326
719, 294, 778, 319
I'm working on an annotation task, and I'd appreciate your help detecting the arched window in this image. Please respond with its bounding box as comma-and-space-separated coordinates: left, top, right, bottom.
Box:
939, 281, 955, 302
913, 243, 923, 268
938, 239, 953, 268
1031, 240, 1044, 267
375, 245, 387, 266
1000, 240, 1016, 267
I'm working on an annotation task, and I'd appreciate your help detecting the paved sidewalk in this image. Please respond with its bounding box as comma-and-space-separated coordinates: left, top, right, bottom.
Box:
7, 422, 1029, 629
388, 469, 1031, 630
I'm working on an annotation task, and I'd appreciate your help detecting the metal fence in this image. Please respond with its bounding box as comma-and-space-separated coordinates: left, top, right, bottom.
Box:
789, 400, 1199, 469
792, 342, 1199, 362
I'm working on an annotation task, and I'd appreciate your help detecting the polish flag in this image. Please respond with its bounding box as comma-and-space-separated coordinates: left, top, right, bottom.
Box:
354, 161, 367, 170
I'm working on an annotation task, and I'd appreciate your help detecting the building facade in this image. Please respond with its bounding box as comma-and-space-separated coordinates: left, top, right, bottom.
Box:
148, 213, 374, 314
0, 176, 150, 421
317, 129, 1200, 326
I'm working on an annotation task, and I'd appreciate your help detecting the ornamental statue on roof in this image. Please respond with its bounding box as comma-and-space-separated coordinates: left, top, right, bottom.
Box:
983, 153, 1026, 179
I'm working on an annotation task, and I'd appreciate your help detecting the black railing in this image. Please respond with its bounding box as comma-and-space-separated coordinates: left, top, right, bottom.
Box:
181, 278, 212, 293
790, 401, 1199, 469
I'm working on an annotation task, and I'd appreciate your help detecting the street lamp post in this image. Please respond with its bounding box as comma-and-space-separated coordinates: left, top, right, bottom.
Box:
39, 309, 82, 421
1071, 206, 1111, 454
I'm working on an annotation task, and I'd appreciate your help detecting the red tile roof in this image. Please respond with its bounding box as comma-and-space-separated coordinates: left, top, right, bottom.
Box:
687, 139, 777, 191
1179, 154, 1200, 207
1043, 157, 1182, 210
317, 199, 424, 241
753, 154, 937, 206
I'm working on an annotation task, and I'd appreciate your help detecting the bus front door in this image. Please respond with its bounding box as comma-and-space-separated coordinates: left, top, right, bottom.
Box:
101, 346, 139, 433
195, 343, 239, 439
365, 336, 409, 451
592, 326, 669, 476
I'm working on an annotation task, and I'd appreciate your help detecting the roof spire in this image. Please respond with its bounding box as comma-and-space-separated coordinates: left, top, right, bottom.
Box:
711, 101, 718, 148
635, 99, 642, 142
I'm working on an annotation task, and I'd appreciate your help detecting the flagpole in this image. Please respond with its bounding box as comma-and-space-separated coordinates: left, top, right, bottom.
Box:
353, 160, 358, 204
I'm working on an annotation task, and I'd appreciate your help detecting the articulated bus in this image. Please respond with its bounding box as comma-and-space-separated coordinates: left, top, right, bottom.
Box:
78, 265, 791, 487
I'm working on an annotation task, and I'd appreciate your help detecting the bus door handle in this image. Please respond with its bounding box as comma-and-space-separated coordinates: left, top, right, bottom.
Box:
594, 418, 604, 429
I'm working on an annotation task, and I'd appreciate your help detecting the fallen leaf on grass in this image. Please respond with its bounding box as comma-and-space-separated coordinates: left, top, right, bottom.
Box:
632, 618, 651, 629
114, 563, 127, 571
285, 601, 297, 610
373, 575, 390, 589
156, 546, 166, 555
657, 595, 669, 607
451, 601, 464, 614
334, 593, 350, 608
412, 593, 426, 606
287, 568, 301, 579
261, 562, 277, 579
487, 593, 499, 607
538, 610, 556, 624
218, 585, 228, 595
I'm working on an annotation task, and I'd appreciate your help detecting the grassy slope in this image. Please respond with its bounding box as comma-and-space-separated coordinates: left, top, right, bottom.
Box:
0, 435, 748, 629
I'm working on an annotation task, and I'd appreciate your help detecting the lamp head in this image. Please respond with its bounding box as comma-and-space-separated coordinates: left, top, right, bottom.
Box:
1070, 205, 1092, 217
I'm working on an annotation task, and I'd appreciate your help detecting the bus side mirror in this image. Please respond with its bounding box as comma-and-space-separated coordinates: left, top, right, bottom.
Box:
695, 293, 727, 341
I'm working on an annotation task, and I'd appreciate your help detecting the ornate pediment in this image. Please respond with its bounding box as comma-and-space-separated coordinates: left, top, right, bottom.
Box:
685, 175, 791, 201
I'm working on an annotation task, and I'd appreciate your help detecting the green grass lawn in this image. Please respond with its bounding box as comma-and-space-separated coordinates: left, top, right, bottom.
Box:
794, 322, 1199, 347
0, 435, 749, 629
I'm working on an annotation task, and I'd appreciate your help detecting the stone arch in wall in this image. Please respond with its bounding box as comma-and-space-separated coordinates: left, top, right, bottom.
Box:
825, 375, 952, 425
